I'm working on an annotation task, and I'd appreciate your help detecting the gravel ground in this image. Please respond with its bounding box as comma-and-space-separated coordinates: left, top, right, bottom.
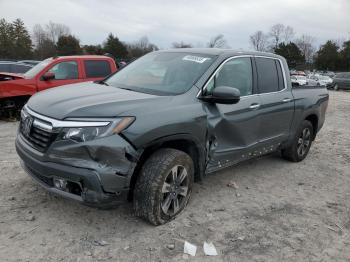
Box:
0, 90, 350, 262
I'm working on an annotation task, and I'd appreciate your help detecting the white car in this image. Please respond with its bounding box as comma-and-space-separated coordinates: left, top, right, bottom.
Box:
310, 75, 334, 87
291, 75, 307, 86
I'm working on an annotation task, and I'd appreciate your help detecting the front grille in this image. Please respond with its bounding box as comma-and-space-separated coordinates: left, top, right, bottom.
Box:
20, 112, 58, 152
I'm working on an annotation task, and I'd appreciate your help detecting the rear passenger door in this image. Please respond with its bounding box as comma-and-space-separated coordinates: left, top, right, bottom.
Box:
254, 56, 294, 146
83, 60, 112, 81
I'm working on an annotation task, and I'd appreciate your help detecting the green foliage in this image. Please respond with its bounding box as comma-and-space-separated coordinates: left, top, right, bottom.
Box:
340, 41, 350, 71
103, 33, 128, 59
314, 40, 340, 71
274, 42, 305, 68
82, 44, 104, 55
0, 18, 32, 59
56, 35, 81, 56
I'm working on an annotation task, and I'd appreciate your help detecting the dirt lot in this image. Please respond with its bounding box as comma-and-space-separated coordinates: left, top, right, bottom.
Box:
0, 90, 349, 262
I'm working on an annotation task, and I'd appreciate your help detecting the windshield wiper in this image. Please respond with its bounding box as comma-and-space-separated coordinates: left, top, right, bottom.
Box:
96, 80, 109, 86
117, 86, 133, 91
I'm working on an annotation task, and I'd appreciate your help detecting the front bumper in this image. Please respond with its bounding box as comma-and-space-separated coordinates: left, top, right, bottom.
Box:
16, 133, 139, 207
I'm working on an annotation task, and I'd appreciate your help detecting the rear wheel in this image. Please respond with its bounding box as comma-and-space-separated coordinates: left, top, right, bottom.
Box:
133, 148, 194, 225
282, 120, 313, 162
334, 84, 339, 91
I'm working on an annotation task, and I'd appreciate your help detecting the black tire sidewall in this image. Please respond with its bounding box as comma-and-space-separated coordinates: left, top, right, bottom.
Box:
133, 148, 194, 225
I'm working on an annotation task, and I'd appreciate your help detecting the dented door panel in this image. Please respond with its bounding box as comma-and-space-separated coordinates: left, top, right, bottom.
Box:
204, 95, 262, 173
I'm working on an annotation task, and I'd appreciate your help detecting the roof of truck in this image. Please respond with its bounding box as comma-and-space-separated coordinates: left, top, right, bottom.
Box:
158, 48, 283, 59
51, 55, 114, 60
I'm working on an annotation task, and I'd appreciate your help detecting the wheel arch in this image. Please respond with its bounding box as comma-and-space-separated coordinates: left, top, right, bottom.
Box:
304, 114, 318, 140
128, 134, 206, 200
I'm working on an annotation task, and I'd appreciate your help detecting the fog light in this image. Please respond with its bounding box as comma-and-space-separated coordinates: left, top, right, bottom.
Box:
53, 178, 67, 190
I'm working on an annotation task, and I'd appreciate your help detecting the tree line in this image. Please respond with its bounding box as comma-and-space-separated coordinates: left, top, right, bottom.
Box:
249, 23, 350, 71
0, 18, 159, 61
0, 18, 349, 71
0, 18, 230, 62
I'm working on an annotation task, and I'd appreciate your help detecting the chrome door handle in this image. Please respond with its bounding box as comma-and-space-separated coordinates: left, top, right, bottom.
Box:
249, 103, 260, 109
282, 98, 292, 103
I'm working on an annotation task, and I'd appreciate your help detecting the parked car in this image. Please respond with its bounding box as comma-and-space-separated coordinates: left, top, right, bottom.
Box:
0, 61, 34, 74
0, 55, 117, 117
291, 70, 306, 76
16, 49, 329, 225
309, 75, 334, 88
333, 72, 350, 90
306, 78, 318, 86
291, 75, 307, 86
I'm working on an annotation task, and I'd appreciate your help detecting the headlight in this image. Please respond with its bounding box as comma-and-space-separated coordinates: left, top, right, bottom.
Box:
59, 117, 135, 143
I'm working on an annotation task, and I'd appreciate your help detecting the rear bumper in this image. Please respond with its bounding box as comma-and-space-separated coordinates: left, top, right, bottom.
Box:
16, 134, 135, 207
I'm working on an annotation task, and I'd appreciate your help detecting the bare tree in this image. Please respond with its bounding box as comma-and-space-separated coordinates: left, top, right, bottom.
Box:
284, 26, 295, 43
172, 41, 193, 48
45, 21, 70, 43
32, 24, 56, 59
270, 24, 285, 49
127, 36, 158, 58
249, 31, 268, 51
32, 24, 47, 47
295, 34, 316, 63
207, 34, 229, 48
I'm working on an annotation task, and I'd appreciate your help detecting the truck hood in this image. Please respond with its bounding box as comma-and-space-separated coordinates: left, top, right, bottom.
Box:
27, 82, 170, 120
0, 72, 25, 81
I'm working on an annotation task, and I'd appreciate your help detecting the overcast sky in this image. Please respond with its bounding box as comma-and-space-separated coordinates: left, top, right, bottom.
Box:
1, 0, 349, 49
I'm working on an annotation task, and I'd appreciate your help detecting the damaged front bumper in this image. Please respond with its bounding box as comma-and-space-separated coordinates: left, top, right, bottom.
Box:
16, 130, 140, 207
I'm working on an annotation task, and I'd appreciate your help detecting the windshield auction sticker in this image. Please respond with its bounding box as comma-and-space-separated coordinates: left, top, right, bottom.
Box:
182, 55, 211, 63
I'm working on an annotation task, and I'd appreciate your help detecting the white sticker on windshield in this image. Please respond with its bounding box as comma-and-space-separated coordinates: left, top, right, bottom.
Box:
182, 55, 210, 63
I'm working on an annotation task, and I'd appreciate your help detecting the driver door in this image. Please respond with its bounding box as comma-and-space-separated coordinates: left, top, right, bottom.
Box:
203, 57, 262, 172
37, 60, 82, 91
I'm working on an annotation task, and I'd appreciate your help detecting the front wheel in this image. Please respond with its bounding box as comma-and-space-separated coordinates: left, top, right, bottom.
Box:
282, 120, 314, 162
133, 148, 194, 225
334, 84, 339, 91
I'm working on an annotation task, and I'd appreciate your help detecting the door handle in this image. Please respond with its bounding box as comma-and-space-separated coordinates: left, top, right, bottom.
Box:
249, 103, 260, 110
282, 98, 292, 103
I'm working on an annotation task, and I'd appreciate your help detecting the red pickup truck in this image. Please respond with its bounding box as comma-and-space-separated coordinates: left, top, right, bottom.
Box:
0, 55, 117, 118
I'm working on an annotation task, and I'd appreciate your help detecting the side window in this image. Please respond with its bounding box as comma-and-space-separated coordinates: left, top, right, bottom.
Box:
255, 57, 279, 93
206, 57, 253, 96
275, 60, 285, 90
47, 61, 78, 80
84, 60, 111, 78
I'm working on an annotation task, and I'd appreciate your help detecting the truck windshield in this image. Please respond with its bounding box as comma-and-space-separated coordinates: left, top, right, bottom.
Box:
23, 58, 52, 79
105, 52, 217, 95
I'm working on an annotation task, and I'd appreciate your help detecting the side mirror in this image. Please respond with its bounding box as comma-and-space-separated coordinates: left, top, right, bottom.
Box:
42, 72, 55, 81
200, 86, 240, 104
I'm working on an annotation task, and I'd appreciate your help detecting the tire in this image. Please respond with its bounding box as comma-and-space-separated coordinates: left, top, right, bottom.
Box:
334, 84, 339, 91
282, 120, 314, 162
133, 148, 194, 225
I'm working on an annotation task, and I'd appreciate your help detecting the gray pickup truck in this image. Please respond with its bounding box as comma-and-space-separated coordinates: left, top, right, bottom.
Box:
15, 49, 329, 225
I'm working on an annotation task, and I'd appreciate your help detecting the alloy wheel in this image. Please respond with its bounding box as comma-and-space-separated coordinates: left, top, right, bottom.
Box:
297, 128, 311, 157
161, 165, 189, 215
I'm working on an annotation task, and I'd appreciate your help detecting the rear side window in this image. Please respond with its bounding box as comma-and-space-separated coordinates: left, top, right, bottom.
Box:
84, 60, 111, 78
275, 60, 285, 90
255, 57, 279, 93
